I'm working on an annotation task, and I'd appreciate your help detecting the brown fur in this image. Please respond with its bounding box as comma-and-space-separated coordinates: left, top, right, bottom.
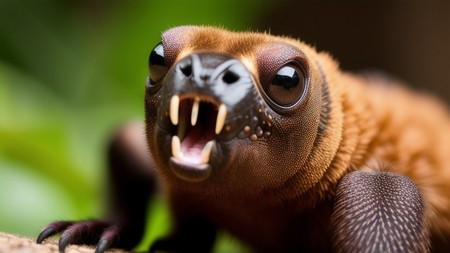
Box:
145, 26, 450, 252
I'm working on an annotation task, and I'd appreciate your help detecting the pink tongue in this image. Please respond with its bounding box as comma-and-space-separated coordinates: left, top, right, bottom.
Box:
180, 127, 213, 164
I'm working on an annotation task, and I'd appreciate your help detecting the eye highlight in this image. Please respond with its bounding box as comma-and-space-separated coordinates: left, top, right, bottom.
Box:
266, 65, 306, 107
271, 66, 299, 90
148, 42, 169, 84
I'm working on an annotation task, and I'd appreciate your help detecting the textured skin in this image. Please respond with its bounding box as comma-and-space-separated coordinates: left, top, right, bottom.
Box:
331, 171, 429, 252
37, 26, 450, 252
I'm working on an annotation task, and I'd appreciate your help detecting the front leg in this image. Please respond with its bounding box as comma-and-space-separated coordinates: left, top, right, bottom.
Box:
37, 122, 156, 252
331, 170, 430, 253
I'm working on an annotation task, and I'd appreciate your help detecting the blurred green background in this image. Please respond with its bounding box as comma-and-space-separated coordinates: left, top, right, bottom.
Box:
1, 0, 449, 252
0, 0, 270, 251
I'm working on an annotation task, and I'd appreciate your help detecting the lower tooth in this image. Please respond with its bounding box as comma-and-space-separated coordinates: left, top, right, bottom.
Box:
171, 136, 182, 160
201, 140, 215, 164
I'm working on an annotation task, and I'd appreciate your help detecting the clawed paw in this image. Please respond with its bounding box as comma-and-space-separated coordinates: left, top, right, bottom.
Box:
37, 220, 123, 253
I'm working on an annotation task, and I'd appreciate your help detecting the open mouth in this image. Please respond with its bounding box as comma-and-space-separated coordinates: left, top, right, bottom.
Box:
169, 94, 227, 166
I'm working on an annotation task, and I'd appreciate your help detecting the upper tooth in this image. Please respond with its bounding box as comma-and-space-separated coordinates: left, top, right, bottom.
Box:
170, 95, 180, 125
215, 103, 227, 135
191, 96, 200, 126
201, 140, 215, 164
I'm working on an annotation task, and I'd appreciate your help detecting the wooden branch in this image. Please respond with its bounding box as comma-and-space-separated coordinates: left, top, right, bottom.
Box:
0, 232, 129, 253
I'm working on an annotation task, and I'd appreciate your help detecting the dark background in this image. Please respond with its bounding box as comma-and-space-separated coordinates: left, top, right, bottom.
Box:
0, 0, 448, 252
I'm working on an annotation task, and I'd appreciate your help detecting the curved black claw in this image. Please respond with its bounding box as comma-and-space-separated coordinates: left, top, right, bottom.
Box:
37, 221, 73, 244
37, 220, 122, 253
58, 233, 73, 253
36, 220, 137, 253
56, 221, 107, 252
36, 227, 57, 244
95, 238, 112, 253
95, 225, 119, 253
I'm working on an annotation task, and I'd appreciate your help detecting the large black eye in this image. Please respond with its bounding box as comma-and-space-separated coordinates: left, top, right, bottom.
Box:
266, 65, 306, 107
148, 42, 168, 84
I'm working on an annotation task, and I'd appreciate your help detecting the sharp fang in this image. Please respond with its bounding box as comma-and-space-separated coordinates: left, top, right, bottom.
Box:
170, 95, 180, 125
171, 136, 182, 160
201, 140, 215, 164
191, 96, 200, 126
215, 103, 227, 134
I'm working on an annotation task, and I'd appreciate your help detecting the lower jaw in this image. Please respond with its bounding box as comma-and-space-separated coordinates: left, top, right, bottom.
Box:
169, 157, 212, 182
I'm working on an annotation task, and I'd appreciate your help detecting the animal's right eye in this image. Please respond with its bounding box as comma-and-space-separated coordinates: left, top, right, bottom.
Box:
265, 64, 306, 107
148, 42, 169, 84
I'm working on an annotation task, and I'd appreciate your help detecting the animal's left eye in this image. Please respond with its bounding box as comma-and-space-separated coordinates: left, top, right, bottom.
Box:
148, 42, 168, 84
266, 65, 306, 107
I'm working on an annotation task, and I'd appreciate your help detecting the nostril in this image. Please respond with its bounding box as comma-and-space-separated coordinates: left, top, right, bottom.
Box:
180, 64, 192, 77
222, 71, 240, 84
